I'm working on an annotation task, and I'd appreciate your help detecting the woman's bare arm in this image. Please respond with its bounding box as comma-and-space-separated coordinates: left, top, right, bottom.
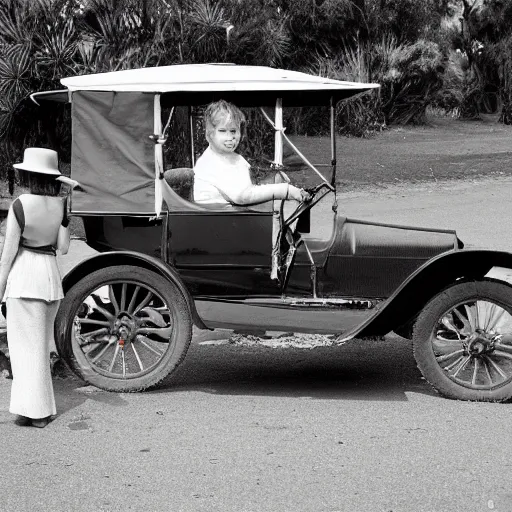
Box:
0, 207, 21, 299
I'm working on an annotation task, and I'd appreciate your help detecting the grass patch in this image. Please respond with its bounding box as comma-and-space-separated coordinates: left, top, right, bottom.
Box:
289, 117, 512, 191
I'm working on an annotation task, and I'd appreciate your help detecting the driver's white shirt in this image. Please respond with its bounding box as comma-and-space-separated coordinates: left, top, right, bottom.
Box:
193, 146, 252, 204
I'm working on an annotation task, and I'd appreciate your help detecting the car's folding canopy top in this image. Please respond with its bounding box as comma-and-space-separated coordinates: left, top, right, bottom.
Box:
57, 63, 380, 106
61, 63, 378, 93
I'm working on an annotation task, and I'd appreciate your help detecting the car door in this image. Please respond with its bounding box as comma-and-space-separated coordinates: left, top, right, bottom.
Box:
167, 204, 281, 296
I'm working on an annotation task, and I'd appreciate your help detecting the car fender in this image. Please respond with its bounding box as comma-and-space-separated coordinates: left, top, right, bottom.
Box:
61, 250, 208, 329
340, 248, 512, 341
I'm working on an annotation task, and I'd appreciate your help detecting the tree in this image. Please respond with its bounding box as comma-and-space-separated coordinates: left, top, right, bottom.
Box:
474, 0, 512, 123
0, 0, 80, 190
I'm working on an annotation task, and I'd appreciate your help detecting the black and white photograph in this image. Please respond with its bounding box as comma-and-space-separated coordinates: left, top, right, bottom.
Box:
1, 1, 512, 511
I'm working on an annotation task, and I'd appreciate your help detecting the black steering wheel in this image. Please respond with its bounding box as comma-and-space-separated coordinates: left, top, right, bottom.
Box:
283, 181, 333, 228
305, 182, 329, 198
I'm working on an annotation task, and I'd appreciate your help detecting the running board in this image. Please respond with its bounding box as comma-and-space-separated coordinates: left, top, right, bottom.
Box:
194, 296, 382, 335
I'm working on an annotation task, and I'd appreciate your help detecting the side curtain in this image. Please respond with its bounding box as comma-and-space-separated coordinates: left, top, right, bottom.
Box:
70, 91, 155, 214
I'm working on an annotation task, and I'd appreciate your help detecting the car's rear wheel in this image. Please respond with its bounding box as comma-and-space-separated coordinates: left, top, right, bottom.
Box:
55, 265, 192, 392
413, 280, 512, 402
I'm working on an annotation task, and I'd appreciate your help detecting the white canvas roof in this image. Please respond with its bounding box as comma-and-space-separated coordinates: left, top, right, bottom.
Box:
61, 63, 379, 93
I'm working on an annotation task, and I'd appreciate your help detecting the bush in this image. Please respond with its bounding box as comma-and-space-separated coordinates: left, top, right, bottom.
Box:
430, 50, 465, 115
292, 44, 385, 138
284, 36, 446, 135
375, 37, 445, 124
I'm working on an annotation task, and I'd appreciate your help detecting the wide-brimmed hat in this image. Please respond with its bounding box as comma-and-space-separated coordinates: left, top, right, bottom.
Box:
13, 148, 61, 175
13, 148, 80, 188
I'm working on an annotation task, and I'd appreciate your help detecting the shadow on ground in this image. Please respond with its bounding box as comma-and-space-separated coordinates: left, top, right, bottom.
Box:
53, 375, 128, 415
0, 373, 128, 427
151, 334, 438, 402
1, 334, 439, 408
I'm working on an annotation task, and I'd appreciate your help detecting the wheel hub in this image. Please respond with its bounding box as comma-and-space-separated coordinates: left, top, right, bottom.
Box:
113, 314, 138, 343
467, 332, 494, 356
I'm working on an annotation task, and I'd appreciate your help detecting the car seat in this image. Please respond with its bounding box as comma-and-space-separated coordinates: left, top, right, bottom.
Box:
163, 167, 194, 201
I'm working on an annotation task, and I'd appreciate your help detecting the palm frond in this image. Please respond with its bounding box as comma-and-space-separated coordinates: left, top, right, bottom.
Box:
0, 0, 35, 45
255, 18, 291, 67
0, 93, 21, 140
188, 0, 228, 29
186, 0, 231, 62
319, 0, 359, 19
0, 46, 32, 98
0, 42, 28, 61
35, 17, 79, 80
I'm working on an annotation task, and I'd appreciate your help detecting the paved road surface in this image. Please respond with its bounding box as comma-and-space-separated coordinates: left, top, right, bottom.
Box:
2, 177, 512, 512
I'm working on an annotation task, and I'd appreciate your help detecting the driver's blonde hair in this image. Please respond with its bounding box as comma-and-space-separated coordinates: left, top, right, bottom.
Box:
204, 100, 246, 141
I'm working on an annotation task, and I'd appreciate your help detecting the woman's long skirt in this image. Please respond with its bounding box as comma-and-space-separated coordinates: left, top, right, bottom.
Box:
7, 298, 60, 419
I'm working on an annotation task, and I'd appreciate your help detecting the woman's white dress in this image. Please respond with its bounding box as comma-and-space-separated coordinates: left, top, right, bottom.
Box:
1, 194, 67, 419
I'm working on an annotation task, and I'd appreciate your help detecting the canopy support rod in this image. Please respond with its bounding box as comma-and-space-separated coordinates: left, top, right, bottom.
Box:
330, 97, 337, 188
189, 107, 196, 167
274, 98, 283, 166
259, 107, 333, 190
153, 94, 164, 216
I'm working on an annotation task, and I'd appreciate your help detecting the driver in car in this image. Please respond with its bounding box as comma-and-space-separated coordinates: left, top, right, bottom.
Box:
193, 100, 309, 205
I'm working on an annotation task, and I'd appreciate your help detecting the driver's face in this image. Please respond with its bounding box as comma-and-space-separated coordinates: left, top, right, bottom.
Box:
208, 119, 241, 155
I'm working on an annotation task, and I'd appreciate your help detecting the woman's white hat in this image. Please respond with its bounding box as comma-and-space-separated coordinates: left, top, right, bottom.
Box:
13, 148, 61, 175
13, 148, 80, 188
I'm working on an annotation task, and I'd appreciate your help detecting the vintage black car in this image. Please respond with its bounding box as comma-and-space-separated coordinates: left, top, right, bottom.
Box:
33, 64, 512, 401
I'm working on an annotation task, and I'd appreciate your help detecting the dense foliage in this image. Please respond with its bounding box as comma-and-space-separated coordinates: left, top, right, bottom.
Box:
0, 0, 511, 185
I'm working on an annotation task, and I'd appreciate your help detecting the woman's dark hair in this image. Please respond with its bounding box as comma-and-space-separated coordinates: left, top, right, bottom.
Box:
17, 171, 61, 196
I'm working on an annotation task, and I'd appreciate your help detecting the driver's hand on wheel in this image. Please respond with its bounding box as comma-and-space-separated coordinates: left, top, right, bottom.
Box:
287, 185, 311, 202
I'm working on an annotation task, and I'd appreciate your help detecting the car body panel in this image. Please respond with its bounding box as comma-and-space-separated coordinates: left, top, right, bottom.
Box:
75, 203, 469, 336
349, 249, 512, 340
167, 208, 273, 268
82, 215, 164, 258
311, 217, 458, 298
60, 249, 208, 330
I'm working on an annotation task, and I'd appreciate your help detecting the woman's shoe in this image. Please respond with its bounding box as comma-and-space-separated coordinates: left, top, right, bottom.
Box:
31, 417, 51, 428
14, 415, 31, 426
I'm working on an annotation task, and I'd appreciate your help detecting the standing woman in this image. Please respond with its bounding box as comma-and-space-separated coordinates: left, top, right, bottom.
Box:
0, 148, 73, 428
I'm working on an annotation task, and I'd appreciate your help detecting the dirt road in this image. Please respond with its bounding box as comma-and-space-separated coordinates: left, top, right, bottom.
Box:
2, 176, 512, 512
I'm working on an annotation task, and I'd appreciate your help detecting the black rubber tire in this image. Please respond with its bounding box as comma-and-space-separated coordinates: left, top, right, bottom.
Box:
55, 265, 192, 392
413, 280, 512, 402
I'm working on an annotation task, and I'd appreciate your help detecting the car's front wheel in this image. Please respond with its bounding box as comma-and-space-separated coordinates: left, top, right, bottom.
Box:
413, 280, 512, 402
55, 265, 192, 392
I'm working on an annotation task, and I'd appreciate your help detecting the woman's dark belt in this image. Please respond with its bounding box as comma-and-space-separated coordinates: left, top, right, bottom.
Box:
20, 243, 56, 256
